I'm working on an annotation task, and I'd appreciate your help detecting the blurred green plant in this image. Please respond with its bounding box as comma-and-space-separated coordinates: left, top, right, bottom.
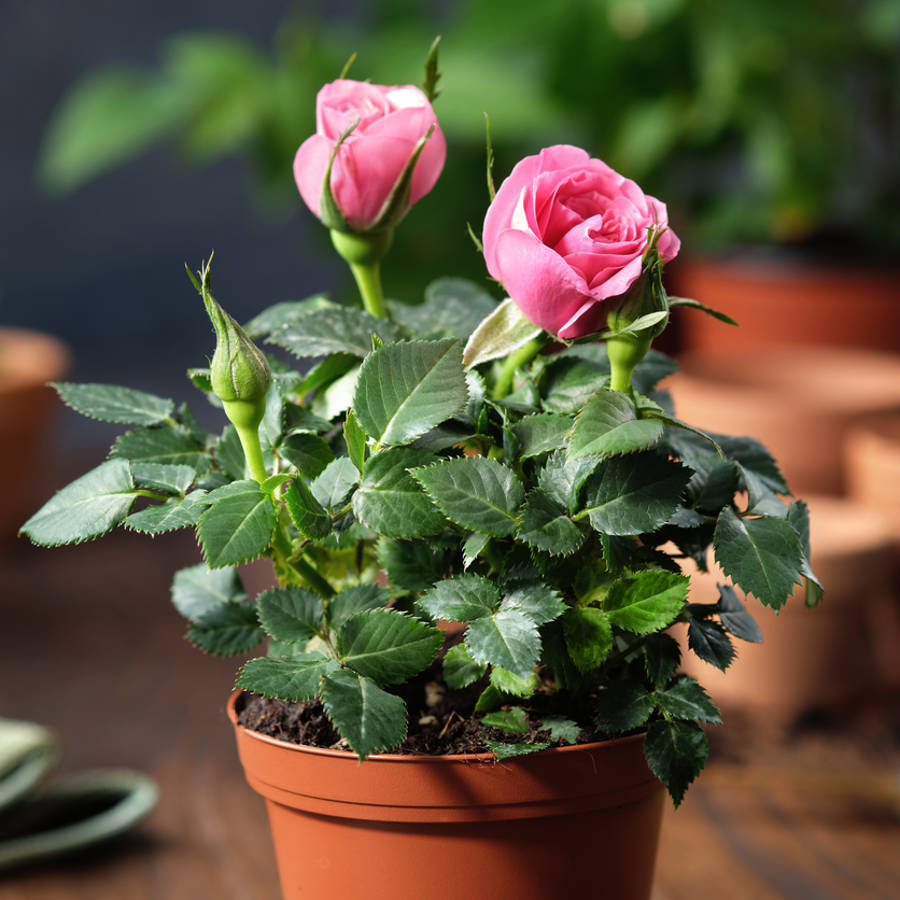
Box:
39, 0, 900, 270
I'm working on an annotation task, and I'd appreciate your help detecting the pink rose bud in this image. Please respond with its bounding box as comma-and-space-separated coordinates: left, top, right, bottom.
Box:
294, 79, 446, 233
482, 145, 680, 340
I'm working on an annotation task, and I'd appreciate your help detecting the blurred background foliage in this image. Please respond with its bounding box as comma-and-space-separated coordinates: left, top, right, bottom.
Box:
37, 0, 900, 306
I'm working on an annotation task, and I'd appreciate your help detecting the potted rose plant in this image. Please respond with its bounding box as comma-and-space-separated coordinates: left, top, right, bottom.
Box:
21, 50, 820, 900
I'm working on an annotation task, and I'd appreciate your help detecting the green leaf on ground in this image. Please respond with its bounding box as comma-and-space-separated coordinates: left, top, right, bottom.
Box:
187, 601, 264, 656
481, 707, 529, 734
540, 717, 581, 744
603, 571, 689, 635
236, 652, 339, 701
484, 739, 550, 760
645, 719, 708, 807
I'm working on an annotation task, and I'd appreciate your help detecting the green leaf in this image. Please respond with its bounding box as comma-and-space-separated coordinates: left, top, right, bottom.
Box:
293, 353, 358, 400
124, 492, 208, 534
569, 391, 664, 459
326, 585, 390, 632
236, 652, 339, 701
474, 684, 503, 713
490, 666, 538, 697
412, 457, 524, 537
603, 571, 689, 635
215, 425, 245, 480
540, 717, 581, 744
688, 619, 735, 671
310, 457, 359, 511
645, 719, 708, 807
562, 607, 613, 672
462, 298, 541, 369
516, 490, 585, 556
337, 609, 442, 685
197, 483, 276, 567
580, 453, 691, 536
713, 507, 803, 609
540, 358, 607, 414
668, 296, 738, 326
443, 643, 487, 689
538, 450, 599, 515
280, 433, 335, 480
310, 364, 360, 421
600, 533, 633, 574
243, 296, 334, 337
343, 409, 367, 473
53, 381, 174, 425
376, 538, 453, 593
484, 739, 550, 760
655, 678, 721, 724
284, 477, 331, 540
389, 278, 497, 340
187, 601, 264, 656
717, 584, 763, 643
513, 414, 573, 459
171, 563, 245, 621
462, 532, 490, 569
501, 584, 566, 626
482, 707, 529, 734
353, 339, 468, 447
131, 462, 196, 494
593, 682, 655, 734
320, 669, 408, 759
20, 460, 137, 546
418, 574, 500, 622
267, 307, 400, 358
112, 424, 209, 471
352, 448, 446, 539
643, 633, 682, 688
466, 609, 540, 680
786, 500, 824, 607
716, 435, 789, 506
257, 588, 323, 643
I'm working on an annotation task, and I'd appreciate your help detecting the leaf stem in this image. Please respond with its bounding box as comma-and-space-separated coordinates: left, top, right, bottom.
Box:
492, 336, 546, 400
270, 523, 335, 598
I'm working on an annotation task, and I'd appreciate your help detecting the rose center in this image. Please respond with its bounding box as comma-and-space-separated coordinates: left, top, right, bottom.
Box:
588, 209, 639, 244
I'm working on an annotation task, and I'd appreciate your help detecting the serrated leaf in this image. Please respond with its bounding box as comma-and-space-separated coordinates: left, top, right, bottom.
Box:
216, 425, 245, 480
412, 457, 524, 537
540, 717, 581, 744
125, 492, 208, 534
717, 584, 763, 643
351, 447, 445, 539
197, 485, 276, 567
502, 584, 566, 626
655, 678, 721, 724
562, 607, 613, 672
310, 457, 359, 510
688, 619, 735, 671
465, 608, 540, 680
243, 296, 334, 337
645, 719, 708, 807
337, 609, 442, 685
310, 364, 360, 421
603, 571, 689, 635
569, 391, 663, 459
484, 739, 550, 760
390, 278, 497, 340
53, 381, 173, 425
376, 537, 453, 593
716, 435, 788, 507
462, 532, 490, 569
462, 297, 541, 369
538, 450, 599, 515
321, 669, 407, 759
482, 707, 529, 734
326, 585, 390, 631
643, 633, 682, 687
112, 424, 209, 471
580, 452, 690, 536
279, 432, 334, 480
187, 601, 264, 655
540, 358, 607, 414
343, 409, 367, 472
786, 500, 824, 607
353, 339, 468, 447
171, 563, 245, 621
267, 307, 400, 358
131, 462, 196, 494
418, 574, 500, 622
489, 666, 538, 697
713, 507, 802, 609
443, 643, 487, 689
594, 682, 655, 734
20, 459, 136, 546
513, 414, 573, 459
236, 652, 338, 701
600, 533, 633, 574
284, 478, 331, 540
257, 588, 323, 643
516, 491, 584, 556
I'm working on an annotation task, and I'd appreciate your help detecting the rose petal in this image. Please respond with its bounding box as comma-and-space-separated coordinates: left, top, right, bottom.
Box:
293, 134, 333, 219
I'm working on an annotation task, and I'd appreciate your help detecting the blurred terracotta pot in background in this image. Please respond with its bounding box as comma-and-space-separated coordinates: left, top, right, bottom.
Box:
845, 411, 900, 532
665, 347, 900, 495
0, 328, 70, 542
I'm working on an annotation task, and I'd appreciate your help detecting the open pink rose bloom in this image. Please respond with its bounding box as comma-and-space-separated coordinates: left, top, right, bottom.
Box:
483, 145, 680, 340
294, 79, 446, 232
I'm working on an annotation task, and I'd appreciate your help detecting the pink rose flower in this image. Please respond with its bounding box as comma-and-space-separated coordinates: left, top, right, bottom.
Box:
482, 145, 680, 340
294, 79, 446, 232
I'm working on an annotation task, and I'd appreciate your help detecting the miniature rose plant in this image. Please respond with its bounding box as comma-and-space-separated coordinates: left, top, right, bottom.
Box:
21, 47, 821, 806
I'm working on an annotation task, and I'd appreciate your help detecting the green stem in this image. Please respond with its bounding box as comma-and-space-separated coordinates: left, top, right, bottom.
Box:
348, 261, 387, 319
235, 424, 268, 484
492, 336, 546, 400
271, 524, 335, 598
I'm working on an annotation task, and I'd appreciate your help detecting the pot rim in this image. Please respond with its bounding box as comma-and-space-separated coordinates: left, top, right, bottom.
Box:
227, 690, 646, 763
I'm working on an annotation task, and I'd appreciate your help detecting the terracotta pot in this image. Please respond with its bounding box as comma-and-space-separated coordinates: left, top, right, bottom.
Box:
0, 328, 70, 541
227, 693, 665, 900
669, 256, 900, 354
677, 496, 899, 720
844, 410, 900, 532
664, 346, 900, 495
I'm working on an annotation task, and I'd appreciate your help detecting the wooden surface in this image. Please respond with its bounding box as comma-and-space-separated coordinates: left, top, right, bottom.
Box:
1, 532, 898, 900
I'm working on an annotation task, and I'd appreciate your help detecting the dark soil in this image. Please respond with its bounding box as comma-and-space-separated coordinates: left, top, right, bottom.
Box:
237, 636, 603, 755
